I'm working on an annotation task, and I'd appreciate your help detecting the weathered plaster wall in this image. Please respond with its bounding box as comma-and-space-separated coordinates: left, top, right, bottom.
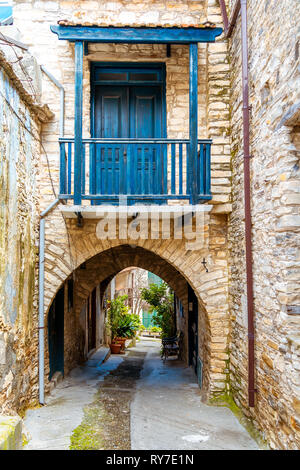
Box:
228, 0, 300, 449
0, 66, 40, 414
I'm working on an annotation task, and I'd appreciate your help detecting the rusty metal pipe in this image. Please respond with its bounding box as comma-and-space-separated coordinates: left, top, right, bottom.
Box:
218, 0, 255, 407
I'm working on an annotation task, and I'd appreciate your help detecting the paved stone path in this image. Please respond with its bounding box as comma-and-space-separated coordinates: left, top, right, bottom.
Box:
24, 339, 259, 450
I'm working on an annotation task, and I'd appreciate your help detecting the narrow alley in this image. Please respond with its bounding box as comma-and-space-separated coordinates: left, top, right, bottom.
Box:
23, 339, 259, 450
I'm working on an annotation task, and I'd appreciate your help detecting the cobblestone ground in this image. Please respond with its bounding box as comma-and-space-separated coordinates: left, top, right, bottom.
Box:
24, 339, 259, 450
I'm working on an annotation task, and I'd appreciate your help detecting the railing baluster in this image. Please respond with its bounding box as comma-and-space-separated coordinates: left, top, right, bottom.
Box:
163, 143, 168, 194
179, 143, 183, 195
96, 144, 101, 195
127, 144, 132, 195
59, 142, 66, 194
157, 144, 162, 195
111, 145, 116, 195
104, 146, 109, 194
171, 143, 176, 194
199, 142, 204, 196
68, 142, 72, 194
205, 143, 211, 195
81, 143, 85, 195
151, 146, 156, 195
186, 143, 190, 196
134, 145, 138, 195
89, 142, 95, 195
141, 146, 146, 195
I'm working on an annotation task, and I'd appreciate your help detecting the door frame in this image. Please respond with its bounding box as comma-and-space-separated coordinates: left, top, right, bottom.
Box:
48, 286, 64, 380
90, 62, 167, 138
188, 284, 198, 374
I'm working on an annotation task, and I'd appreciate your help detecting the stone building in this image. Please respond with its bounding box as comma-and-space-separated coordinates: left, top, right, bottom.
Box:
0, 0, 299, 450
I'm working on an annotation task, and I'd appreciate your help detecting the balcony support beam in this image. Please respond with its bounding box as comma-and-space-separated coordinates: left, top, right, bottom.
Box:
189, 43, 198, 205
74, 41, 83, 205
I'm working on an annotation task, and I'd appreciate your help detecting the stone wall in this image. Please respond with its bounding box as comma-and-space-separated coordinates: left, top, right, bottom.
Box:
227, 0, 300, 449
0, 46, 50, 413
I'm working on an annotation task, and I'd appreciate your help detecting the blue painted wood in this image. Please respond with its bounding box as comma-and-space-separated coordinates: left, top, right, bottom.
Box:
92, 67, 165, 203
179, 143, 183, 195
51, 25, 223, 44
74, 41, 83, 205
163, 143, 168, 195
67, 142, 72, 194
89, 143, 95, 194
59, 142, 66, 194
205, 143, 211, 195
186, 143, 190, 195
111, 146, 116, 194
81, 143, 85, 194
199, 142, 204, 195
59, 138, 213, 203
171, 143, 176, 194
189, 43, 198, 204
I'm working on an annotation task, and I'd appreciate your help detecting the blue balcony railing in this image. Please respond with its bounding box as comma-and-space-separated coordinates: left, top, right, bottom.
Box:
59, 138, 212, 205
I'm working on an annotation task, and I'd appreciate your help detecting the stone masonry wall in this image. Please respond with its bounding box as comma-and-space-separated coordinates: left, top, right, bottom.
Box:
228, 0, 300, 449
0, 60, 41, 414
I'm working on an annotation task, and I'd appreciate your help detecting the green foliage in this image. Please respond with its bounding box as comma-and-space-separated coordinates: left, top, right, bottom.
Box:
116, 312, 141, 338
106, 295, 141, 339
150, 326, 162, 333
141, 282, 175, 338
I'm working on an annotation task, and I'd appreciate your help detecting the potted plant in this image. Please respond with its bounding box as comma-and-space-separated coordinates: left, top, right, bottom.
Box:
150, 326, 162, 337
106, 295, 130, 354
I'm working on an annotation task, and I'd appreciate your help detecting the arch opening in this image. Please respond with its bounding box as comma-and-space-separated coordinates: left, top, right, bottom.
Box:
45, 244, 212, 398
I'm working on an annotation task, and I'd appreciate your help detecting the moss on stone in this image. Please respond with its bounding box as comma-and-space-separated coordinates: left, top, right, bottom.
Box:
208, 393, 268, 449
69, 403, 106, 450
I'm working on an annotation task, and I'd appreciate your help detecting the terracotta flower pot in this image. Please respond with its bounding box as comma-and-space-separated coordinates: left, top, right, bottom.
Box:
110, 342, 121, 354
115, 337, 126, 351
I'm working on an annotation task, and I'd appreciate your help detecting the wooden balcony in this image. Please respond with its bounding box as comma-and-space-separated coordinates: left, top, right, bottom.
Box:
59, 138, 212, 205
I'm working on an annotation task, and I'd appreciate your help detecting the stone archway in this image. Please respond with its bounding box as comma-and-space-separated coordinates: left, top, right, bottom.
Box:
43, 214, 229, 400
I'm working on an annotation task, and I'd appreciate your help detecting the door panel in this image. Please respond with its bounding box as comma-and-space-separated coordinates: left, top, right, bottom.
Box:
93, 77, 164, 202
48, 287, 64, 380
129, 86, 162, 138
94, 86, 128, 138
129, 86, 163, 196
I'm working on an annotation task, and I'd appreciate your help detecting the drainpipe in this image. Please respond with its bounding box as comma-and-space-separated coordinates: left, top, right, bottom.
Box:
39, 199, 61, 404
218, 0, 255, 407
40, 66, 65, 138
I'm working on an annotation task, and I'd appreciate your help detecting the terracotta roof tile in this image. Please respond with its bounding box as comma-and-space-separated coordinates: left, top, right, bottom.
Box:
57, 19, 216, 29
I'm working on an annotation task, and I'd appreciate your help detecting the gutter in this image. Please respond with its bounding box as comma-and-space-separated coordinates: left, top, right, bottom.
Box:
218, 0, 255, 407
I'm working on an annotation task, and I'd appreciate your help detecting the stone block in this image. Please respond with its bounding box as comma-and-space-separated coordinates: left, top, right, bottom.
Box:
0, 415, 22, 450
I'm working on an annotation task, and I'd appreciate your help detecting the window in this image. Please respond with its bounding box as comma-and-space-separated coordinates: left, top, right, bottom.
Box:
0, 2, 13, 25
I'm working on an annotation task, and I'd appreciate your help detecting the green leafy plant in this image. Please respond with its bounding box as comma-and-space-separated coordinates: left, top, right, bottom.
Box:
106, 295, 141, 339
106, 295, 130, 340
116, 313, 141, 338
141, 282, 175, 338
150, 326, 162, 334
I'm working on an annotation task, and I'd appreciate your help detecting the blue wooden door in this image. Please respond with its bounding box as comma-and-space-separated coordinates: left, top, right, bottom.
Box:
48, 287, 64, 380
93, 80, 164, 202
